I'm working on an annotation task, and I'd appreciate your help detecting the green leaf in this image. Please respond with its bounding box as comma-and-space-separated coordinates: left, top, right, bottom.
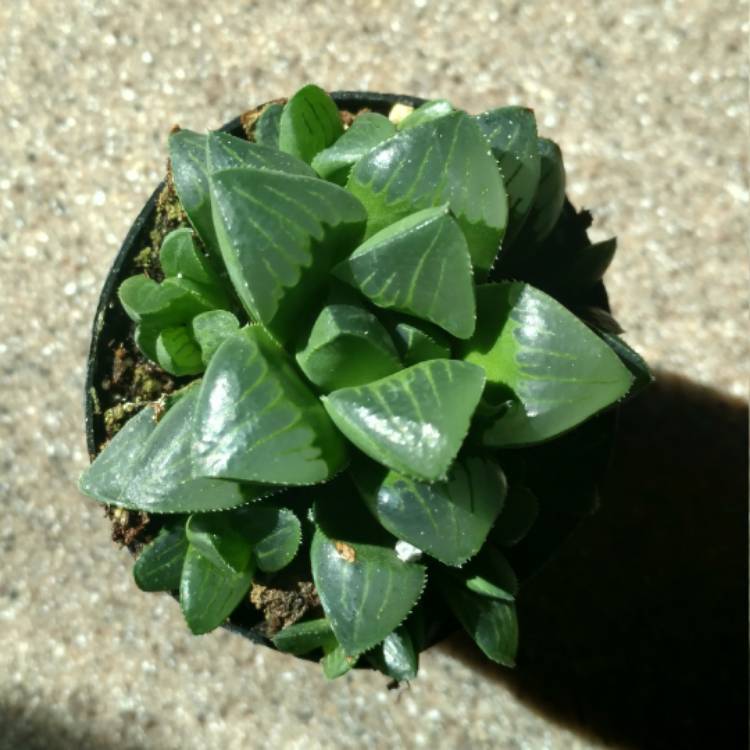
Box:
397, 99, 454, 130
311, 523, 426, 657
133, 520, 188, 592
490, 484, 539, 547
272, 617, 336, 655
515, 137, 566, 246
190, 310, 241, 366
602, 333, 653, 396
179, 545, 254, 635
206, 131, 314, 177
391, 320, 451, 366
79, 385, 269, 513
459, 282, 633, 446
333, 206, 476, 338
192, 327, 347, 485
463, 545, 519, 601
209, 167, 367, 344
235, 505, 302, 572
347, 111, 507, 275
312, 112, 396, 185
159, 228, 224, 290
322, 360, 485, 481
321, 642, 357, 679
377, 626, 418, 681
118, 276, 215, 328
356, 455, 507, 566
440, 577, 518, 666
185, 514, 253, 574
295, 301, 401, 391
168, 129, 218, 254
475, 107, 540, 246
278, 84, 343, 163
253, 102, 283, 147
155, 325, 204, 376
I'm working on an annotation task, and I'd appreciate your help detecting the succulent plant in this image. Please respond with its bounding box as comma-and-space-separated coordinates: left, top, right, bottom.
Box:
80, 84, 650, 681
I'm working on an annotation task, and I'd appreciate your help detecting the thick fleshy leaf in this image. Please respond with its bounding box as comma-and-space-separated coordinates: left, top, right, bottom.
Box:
347, 111, 507, 275
391, 320, 451, 366
311, 523, 426, 656
356, 455, 507, 566
192, 327, 347, 485
475, 107, 540, 245
159, 228, 225, 289
155, 326, 204, 376
179, 545, 254, 635
185, 513, 254, 574
168, 129, 218, 253
459, 283, 633, 446
490, 484, 539, 547
397, 99, 454, 130
312, 113, 396, 185
79, 386, 266, 512
272, 617, 336, 655
190, 310, 240, 366
295, 301, 401, 391
210, 167, 367, 343
278, 84, 343, 164
118, 276, 215, 328
321, 642, 357, 679
234, 505, 302, 572
602, 333, 653, 397
375, 626, 418, 681
206, 131, 314, 177
440, 578, 518, 666
133, 520, 188, 592
321, 360, 485, 481
463, 545, 519, 601
333, 206, 476, 338
253, 102, 283, 147
515, 137, 566, 246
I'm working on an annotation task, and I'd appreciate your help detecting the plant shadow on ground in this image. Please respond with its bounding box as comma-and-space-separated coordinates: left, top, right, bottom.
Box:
440, 371, 749, 750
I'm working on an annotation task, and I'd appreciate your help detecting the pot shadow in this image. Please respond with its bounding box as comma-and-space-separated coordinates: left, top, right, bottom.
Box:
439, 371, 748, 749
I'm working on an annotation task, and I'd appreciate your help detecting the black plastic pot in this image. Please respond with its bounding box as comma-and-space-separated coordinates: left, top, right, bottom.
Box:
83, 90, 614, 649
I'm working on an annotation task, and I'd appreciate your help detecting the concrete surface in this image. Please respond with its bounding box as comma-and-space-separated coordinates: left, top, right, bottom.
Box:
0, 1, 747, 748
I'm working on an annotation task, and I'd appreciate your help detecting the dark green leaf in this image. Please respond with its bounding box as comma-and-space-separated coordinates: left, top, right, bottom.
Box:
440, 577, 518, 666
272, 617, 336, 655
133, 520, 188, 592
190, 310, 240, 366
549, 238, 617, 297
185, 513, 254, 574
490, 484, 539, 547
602, 333, 653, 396
206, 131, 314, 177
155, 326, 204, 376
463, 544, 519, 601
312, 112, 396, 185
278, 84, 343, 163
356, 455, 507, 566
311, 523, 426, 656
179, 545, 254, 634
322, 360, 485, 481
295, 301, 401, 391
253, 102, 283, 147
391, 320, 451, 366
369, 625, 418, 682
235, 505, 302, 572
210, 167, 367, 344
347, 111, 507, 275
459, 283, 633, 446
475, 106, 540, 246
333, 206, 476, 338
397, 99, 454, 130
192, 327, 347, 485
79, 385, 269, 513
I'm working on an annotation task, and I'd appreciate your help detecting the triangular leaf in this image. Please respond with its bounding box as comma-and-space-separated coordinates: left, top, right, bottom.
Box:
133, 519, 188, 592
459, 283, 633, 446
333, 206, 476, 338
234, 505, 302, 572
372, 626, 418, 682
210, 167, 367, 344
192, 327, 347, 485
602, 332, 653, 397
347, 111, 507, 275
179, 545, 254, 634
462, 544, 519, 601
397, 99, 454, 130
295, 301, 401, 391
391, 320, 451, 366
206, 131, 314, 177
321, 360, 485, 481
356, 455, 507, 566
253, 102, 283, 147
190, 310, 241, 366
475, 106, 540, 246
312, 113, 396, 185
321, 642, 357, 679
278, 84, 343, 163
185, 513, 254, 574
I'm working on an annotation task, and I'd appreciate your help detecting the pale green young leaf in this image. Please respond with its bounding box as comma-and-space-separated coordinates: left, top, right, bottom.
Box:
155, 325, 204, 376
333, 206, 476, 338
463, 544, 519, 601
321, 642, 357, 679
278, 84, 343, 163
190, 310, 240, 366
185, 513, 254, 574
322, 360, 485, 481
396, 99, 454, 130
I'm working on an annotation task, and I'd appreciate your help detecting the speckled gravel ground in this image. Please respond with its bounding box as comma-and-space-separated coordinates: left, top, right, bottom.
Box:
0, 1, 747, 749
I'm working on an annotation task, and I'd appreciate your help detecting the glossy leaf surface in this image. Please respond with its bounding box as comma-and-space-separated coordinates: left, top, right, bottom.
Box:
391, 321, 451, 366
272, 618, 336, 655
278, 84, 343, 163
133, 520, 188, 592
397, 99, 454, 130
206, 131, 314, 177
185, 513, 254, 574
